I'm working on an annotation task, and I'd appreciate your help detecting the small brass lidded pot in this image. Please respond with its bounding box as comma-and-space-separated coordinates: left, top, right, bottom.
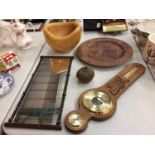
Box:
76, 67, 94, 83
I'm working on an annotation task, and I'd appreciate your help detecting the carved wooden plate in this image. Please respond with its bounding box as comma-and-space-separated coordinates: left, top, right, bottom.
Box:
76, 38, 133, 67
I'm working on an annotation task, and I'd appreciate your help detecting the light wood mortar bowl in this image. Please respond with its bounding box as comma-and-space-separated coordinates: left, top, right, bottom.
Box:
43, 22, 81, 53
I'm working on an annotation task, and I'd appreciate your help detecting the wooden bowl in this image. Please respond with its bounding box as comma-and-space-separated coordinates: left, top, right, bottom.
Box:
43, 22, 81, 53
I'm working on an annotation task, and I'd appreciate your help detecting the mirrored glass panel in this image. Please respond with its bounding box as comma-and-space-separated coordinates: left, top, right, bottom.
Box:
5, 56, 73, 130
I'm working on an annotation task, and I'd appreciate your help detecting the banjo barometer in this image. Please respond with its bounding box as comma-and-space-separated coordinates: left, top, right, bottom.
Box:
65, 63, 145, 133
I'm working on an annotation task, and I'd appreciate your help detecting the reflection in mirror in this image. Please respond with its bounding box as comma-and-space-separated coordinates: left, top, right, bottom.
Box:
49, 58, 71, 74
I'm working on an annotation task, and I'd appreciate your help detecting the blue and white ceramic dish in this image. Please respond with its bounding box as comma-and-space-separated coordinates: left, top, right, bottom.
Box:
0, 73, 14, 97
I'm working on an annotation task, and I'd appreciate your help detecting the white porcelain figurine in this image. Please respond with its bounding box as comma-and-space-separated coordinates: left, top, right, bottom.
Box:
0, 20, 32, 49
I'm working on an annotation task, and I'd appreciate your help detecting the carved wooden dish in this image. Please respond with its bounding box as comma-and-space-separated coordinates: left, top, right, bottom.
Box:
76, 38, 133, 67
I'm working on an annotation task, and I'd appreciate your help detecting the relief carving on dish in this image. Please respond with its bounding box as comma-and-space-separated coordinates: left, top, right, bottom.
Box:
76, 38, 133, 67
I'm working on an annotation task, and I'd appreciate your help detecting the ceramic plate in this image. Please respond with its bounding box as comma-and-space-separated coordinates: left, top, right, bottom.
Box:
0, 73, 14, 97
